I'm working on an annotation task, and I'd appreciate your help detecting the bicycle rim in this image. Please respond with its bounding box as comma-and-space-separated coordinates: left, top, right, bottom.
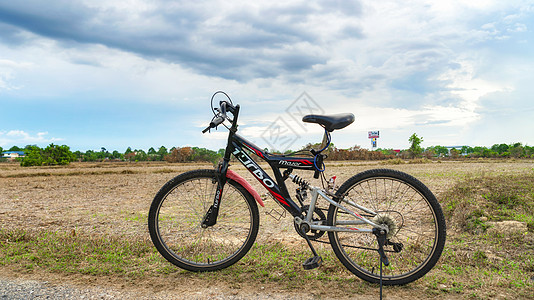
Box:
328, 170, 445, 284
153, 172, 258, 270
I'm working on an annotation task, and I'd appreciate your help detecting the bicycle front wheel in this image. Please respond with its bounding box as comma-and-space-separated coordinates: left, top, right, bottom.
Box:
148, 169, 259, 271
327, 169, 446, 285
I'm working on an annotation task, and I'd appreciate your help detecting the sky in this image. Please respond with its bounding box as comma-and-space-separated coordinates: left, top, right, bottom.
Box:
1, 0, 533, 153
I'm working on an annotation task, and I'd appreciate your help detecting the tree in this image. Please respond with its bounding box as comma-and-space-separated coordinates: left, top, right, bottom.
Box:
111, 150, 123, 160
408, 133, 424, 158
510, 143, 524, 158
433, 145, 449, 157
134, 149, 148, 161
190, 147, 221, 163
83, 150, 97, 161
157, 146, 168, 161
450, 148, 461, 159
422, 147, 436, 159
73, 150, 83, 161
20, 144, 75, 167
147, 147, 157, 161
9, 146, 22, 151
491, 143, 509, 154
20, 145, 43, 166
165, 147, 193, 163
461, 146, 473, 155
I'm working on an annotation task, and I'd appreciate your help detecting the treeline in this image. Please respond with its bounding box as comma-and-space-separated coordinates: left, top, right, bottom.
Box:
298, 143, 394, 160
271, 142, 534, 160
2, 142, 533, 167
1, 145, 223, 167
422, 143, 534, 159
79, 146, 223, 164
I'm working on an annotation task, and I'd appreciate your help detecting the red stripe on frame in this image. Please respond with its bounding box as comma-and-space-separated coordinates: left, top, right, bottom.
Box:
270, 191, 289, 206
287, 159, 312, 165
244, 142, 264, 158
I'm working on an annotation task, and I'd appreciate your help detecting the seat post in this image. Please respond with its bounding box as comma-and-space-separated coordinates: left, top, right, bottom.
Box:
320, 130, 330, 150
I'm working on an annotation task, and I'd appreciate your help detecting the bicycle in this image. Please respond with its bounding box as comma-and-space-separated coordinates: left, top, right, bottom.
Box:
148, 91, 446, 286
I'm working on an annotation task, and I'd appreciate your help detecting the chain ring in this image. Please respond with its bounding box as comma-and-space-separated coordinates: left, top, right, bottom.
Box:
294, 205, 327, 240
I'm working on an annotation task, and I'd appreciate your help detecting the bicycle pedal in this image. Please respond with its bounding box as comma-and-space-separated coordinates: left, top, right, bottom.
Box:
302, 256, 322, 270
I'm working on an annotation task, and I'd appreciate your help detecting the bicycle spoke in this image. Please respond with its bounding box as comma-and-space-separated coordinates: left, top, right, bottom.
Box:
328, 169, 445, 285
150, 170, 259, 270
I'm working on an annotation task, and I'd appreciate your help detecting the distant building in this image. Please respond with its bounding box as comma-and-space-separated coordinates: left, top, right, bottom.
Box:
1, 151, 26, 160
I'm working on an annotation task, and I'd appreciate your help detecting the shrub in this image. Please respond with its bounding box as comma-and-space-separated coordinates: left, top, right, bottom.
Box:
21, 144, 76, 167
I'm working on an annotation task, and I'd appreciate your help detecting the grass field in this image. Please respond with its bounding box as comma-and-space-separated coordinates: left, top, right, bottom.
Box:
1, 160, 533, 299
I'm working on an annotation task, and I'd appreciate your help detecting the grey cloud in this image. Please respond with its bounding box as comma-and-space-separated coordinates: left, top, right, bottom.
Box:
317, 0, 363, 16
0, 1, 354, 82
0, 23, 30, 45
0, 1, 99, 43
340, 24, 365, 39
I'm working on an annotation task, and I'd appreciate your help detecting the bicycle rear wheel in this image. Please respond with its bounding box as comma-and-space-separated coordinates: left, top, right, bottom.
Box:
327, 169, 446, 285
148, 169, 259, 271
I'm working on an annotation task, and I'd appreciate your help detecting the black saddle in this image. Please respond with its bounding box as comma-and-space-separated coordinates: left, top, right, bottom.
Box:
302, 113, 355, 132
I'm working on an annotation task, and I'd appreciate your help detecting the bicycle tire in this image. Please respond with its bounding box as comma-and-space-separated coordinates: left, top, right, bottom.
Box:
148, 169, 259, 271
327, 169, 446, 285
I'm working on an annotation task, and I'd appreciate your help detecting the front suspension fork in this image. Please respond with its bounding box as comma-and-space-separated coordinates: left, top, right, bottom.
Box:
201, 160, 229, 228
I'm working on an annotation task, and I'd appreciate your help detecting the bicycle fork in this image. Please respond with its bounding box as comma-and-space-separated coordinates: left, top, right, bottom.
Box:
201, 161, 228, 228
201, 184, 223, 228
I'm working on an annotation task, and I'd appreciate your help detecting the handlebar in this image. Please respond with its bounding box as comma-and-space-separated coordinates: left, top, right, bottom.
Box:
202, 100, 239, 134
202, 116, 225, 133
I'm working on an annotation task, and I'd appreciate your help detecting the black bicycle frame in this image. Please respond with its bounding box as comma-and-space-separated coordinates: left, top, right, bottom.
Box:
229, 133, 315, 216
208, 103, 317, 223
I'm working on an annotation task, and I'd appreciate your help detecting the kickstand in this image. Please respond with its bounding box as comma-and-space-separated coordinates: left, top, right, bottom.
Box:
373, 228, 389, 300
380, 251, 383, 300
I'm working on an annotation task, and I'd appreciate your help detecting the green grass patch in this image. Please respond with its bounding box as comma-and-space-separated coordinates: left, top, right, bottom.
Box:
435, 173, 534, 298
442, 173, 534, 233
0, 229, 165, 277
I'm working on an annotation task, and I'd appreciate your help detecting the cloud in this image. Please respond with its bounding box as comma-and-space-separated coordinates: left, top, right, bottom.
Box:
0, 0, 533, 150
0, 0, 371, 83
0, 59, 31, 91
0, 130, 63, 147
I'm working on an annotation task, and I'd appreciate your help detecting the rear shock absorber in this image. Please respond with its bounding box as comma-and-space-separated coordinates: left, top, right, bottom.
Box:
289, 174, 309, 190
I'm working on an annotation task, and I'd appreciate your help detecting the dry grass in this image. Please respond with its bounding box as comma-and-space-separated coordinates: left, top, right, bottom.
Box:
1, 160, 533, 299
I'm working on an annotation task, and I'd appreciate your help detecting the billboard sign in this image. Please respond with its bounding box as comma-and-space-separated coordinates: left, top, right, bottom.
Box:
368, 131, 380, 139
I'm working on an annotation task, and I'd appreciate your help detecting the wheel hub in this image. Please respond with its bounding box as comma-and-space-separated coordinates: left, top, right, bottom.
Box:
372, 213, 398, 239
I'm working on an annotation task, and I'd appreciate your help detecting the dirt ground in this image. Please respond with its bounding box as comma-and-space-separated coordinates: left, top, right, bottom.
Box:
1, 160, 533, 299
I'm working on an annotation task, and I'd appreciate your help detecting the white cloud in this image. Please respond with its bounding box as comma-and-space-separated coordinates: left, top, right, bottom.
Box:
0, 0, 533, 150
0, 59, 31, 91
438, 60, 512, 111
0, 130, 63, 147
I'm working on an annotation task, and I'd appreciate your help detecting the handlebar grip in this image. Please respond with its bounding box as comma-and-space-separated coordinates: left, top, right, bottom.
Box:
202, 101, 234, 134
220, 101, 227, 115
210, 116, 225, 127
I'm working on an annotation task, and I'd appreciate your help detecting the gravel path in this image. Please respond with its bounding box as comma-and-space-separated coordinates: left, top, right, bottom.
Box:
0, 276, 321, 300
0, 277, 145, 299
